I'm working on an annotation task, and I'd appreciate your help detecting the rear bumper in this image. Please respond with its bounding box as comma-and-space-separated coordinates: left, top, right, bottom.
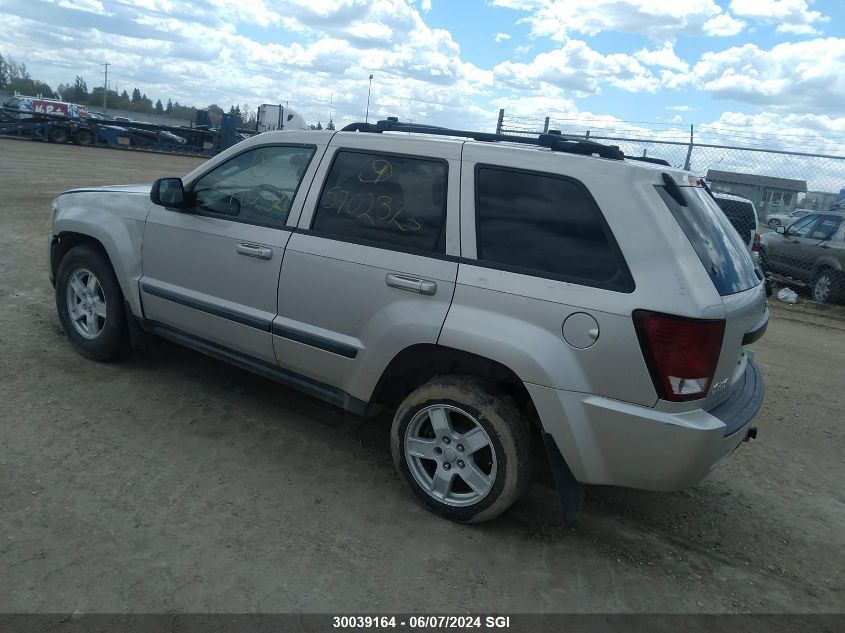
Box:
528, 357, 765, 491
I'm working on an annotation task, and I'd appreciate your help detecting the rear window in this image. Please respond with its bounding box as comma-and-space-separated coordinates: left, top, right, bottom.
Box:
656, 184, 760, 296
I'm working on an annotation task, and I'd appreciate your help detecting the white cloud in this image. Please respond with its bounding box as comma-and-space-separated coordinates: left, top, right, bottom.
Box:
730, 0, 828, 36
420, 0, 431, 12
635, 42, 689, 72
702, 12, 746, 36
667, 105, 694, 112
494, 40, 668, 96
491, 0, 744, 40
693, 37, 845, 114
494, 32, 511, 42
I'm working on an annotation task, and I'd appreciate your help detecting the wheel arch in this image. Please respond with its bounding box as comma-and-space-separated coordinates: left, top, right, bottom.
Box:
367, 344, 538, 424
52, 221, 142, 317
812, 257, 843, 276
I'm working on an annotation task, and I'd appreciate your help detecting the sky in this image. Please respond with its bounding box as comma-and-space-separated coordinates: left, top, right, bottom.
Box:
1, 0, 844, 157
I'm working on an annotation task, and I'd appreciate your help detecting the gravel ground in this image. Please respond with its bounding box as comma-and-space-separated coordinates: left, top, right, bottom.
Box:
0, 138, 843, 614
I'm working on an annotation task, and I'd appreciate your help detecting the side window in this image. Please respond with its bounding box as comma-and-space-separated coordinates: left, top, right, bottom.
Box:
311, 151, 447, 253
475, 166, 633, 292
787, 214, 819, 237
810, 216, 842, 240
192, 145, 316, 228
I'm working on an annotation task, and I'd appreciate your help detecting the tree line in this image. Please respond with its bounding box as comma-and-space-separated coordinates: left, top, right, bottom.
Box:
0, 54, 258, 128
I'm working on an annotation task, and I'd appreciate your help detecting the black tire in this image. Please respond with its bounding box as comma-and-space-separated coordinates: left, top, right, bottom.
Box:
757, 247, 768, 273
47, 126, 70, 144
55, 244, 128, 361
74, 128, 94, 146
811, 268, 845, 304
767, 218, 780, 229
391, 375, 532, 523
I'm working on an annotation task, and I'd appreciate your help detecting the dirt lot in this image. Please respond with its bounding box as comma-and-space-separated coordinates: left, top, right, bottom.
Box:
0, 138, 843, 614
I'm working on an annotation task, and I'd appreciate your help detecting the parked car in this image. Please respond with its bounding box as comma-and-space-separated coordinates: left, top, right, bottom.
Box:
767, 208, 809, 229
712, 192, 760, 253
48, 120, 767, 523
759, 211, 845, 303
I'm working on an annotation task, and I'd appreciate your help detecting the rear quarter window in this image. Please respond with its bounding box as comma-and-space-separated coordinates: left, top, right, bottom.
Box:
657, 184, 761, 296
474, 166, 633, 292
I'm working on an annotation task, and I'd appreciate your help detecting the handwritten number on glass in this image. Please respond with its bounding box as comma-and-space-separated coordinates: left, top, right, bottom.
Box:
358, 160, 393, 184
321, 186, 421, 232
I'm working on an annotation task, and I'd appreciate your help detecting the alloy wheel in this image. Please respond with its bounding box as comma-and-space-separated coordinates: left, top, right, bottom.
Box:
66, 268, 107, 339
404, 404, 497, 507
813, 274, 831, 303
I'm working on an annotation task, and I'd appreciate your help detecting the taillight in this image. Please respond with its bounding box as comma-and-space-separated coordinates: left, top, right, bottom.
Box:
752, 233, 761, 252
633, 310, 725, 402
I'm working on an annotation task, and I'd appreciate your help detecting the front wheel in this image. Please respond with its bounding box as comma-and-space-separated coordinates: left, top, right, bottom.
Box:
768, 219, 780, 229
55, 244, 128, 361
812, 269, 844, 304
391, 376, 532, 523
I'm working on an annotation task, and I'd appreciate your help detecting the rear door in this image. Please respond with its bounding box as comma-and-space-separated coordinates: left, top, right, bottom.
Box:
273, 134, 462, 404
140, 143, 321, 363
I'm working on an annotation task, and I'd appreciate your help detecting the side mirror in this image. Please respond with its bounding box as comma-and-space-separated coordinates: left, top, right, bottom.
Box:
150, 177, 186, 208
776, 225, 786, 235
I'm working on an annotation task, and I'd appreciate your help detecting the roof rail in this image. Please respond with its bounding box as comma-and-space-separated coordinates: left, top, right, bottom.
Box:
624, 155, 670, 166
340, 117, 625, 160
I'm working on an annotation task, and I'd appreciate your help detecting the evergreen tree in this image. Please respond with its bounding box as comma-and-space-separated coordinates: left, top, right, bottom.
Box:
0, 54, 9, 89
155, 99, 164, 114
165, 98, 173, 114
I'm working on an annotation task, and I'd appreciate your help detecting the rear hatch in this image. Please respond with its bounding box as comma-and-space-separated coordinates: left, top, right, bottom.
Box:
651, 176, 767, 412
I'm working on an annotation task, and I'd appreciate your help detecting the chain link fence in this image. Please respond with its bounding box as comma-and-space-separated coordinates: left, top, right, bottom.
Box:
497, 110, 845, 307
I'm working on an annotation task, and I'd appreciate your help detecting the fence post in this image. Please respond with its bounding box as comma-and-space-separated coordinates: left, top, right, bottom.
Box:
543, 117, 549, 133
496, 108, 504, 134
683, 124, 694, 171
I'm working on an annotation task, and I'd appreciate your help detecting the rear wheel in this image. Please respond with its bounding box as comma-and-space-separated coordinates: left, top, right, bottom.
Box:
55, 244, 128, 361
812, 269, 844, 304
767, 219, 780, 229
74, 128, 94, 146
47, 126, 70, 144
391, 376, 532, 523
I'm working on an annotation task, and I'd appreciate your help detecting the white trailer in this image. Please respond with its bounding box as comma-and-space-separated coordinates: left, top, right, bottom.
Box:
256, 104, 309, 132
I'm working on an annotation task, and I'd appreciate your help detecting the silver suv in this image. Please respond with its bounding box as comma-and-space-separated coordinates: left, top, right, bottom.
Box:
48, 119, 768, 523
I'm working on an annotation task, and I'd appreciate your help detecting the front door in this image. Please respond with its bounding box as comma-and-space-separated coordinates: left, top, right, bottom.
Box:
767, 214, 820, 278
140, 143, 321, 363
272, 135, 462, 405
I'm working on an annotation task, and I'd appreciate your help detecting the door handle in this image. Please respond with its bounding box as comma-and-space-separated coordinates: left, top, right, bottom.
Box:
236, 243, 272, 260
385, 273, 437, 296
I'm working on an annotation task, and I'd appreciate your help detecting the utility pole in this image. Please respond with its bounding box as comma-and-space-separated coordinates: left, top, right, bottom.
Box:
102, 62, 110, 109
365, 74, 373, 123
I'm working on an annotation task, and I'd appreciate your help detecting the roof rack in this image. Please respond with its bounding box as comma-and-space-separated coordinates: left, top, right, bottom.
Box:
625, 155, 671, 166
340, 117, 625, 160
